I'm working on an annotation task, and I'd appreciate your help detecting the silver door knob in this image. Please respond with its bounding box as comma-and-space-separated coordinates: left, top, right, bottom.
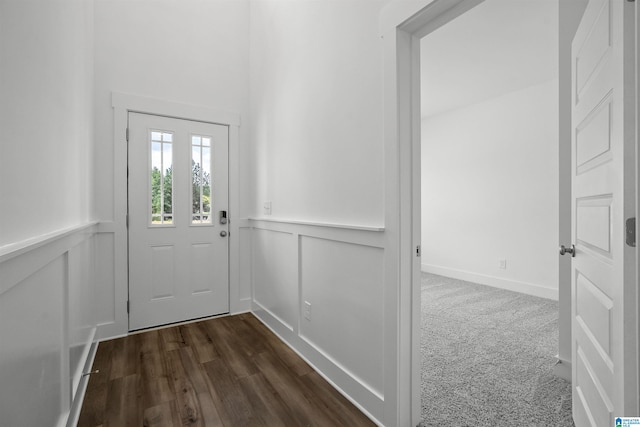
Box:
220, 230, 228, 237
559, 244, 575, 257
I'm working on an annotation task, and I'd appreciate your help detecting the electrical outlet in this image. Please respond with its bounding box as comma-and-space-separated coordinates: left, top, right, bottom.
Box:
303, 301, 311, 321
263, 201, 272, 215
499, 259, 507, 269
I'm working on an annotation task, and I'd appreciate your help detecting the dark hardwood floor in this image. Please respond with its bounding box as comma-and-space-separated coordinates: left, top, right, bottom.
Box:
78, 313, 376, 427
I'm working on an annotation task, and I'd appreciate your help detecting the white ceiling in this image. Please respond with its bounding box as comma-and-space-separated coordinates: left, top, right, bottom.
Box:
420, 0, 558, 118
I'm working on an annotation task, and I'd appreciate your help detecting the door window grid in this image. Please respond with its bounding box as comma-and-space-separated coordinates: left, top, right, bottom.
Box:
191, 135, 212, 224
150, 130, 174, 225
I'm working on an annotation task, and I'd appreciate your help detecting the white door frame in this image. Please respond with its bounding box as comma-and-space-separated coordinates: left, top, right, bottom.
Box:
108, 93, 242, 337
381, 0, 638, 425
380, 1, 484, 425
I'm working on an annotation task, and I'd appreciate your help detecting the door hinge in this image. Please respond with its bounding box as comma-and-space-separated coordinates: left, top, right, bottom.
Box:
125, 214, 129, 228
126, 127, 129, 142
416, 245, 421, 257
126, 300, 130, 313
626, 217, 636, 247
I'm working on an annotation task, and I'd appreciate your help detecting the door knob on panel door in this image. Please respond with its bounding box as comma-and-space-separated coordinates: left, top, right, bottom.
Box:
220, 230, 228, 237
559, 244, 575, 257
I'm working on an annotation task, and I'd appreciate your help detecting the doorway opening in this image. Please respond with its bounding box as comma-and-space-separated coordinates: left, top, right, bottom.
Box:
415, 0, 571, 424
389, 0, 639, 425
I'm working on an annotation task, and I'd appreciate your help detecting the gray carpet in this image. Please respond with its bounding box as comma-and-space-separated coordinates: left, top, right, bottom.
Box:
420, 273, 574, 426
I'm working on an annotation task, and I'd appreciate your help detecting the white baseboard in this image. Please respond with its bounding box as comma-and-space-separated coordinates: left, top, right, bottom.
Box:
65, 340, 99, 427
421, 263, 558, 301
231, 297, 252, 315
251, 305, 384, 426
553, 355, 572, 382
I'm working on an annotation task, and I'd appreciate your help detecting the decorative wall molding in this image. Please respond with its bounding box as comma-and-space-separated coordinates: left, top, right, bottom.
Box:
0, 223, 98, 427
248, 219, 385, 425
0, 222, 97, 266
248, 217, 385, 232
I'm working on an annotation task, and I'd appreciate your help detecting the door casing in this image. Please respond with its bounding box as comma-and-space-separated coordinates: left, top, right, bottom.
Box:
105, 92, 244, 339
380, 0, 638, 425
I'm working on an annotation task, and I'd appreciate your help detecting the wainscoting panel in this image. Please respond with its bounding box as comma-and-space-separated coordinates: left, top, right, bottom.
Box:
252, 227, 297, 331
94, 231, 116, 328
0, 256, 66, 427
0, 223, 99, 427
299, 235, 384, 397
238, 226, 252, 302
68, 235, 97, 398
249, 219, 385, 424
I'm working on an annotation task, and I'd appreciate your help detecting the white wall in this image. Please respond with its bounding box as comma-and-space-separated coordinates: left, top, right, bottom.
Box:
0, 0, 95, 247
94, 0, 250, 220
249, 0, 385, 225
0, 1, 97, 425
93, 0, 251, 337
249, 0, 388, 423
421, 79, 560, 299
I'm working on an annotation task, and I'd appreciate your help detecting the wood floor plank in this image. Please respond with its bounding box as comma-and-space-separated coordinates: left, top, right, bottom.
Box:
203, 357, 266, 427
175, 345, 228, 427
183, 322, 219, 364
299, 370, 376, 426
109, 336, 139, 380
203, 318, 258, 379
177, 346, 213, 395
166, 347, 225, 427
104, 374, 143, 427
79, 314, 375, 427
139, 331, 175, 407
252, 350, 323, 426
217, 314, 267, 357
143, 401, 181, 427
158, 324, 188, 352
78, 340, 115, 426
166, 348, 204, 426
237, 372, 299, 427
249, 318, 313, 377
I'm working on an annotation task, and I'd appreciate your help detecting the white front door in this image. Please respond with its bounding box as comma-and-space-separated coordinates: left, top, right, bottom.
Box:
128, 112, 230, 331
571, 0, 637, 425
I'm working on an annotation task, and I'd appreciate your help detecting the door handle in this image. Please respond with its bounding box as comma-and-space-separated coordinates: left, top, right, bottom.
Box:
559, 244, 575, 257
220, 230, 228, 237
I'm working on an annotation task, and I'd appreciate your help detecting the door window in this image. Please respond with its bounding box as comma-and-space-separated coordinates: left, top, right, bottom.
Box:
150, 130, 173, 226
191, 135, 212, 225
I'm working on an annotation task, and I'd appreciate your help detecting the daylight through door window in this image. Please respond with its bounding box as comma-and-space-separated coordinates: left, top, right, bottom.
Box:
191, 135, 212, 224
150, 130, 173, 225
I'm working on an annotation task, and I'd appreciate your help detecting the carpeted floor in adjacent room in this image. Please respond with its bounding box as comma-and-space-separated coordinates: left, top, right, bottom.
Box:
420, 272, 574, 426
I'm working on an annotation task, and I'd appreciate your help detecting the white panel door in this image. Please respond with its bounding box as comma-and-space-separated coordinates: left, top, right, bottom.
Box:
571, 0, 637, 425
128, 112, 229, 330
